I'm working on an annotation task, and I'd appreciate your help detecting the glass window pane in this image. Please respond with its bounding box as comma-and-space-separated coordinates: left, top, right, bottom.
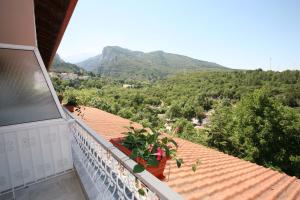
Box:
0, 48, 61, 126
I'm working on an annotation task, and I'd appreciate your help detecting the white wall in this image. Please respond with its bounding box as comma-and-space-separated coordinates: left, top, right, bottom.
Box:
0, 0, 36, 46
0, 119, 73, 192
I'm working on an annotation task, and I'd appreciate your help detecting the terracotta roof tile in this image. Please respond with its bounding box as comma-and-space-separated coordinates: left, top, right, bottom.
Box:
76, 106, 300, 200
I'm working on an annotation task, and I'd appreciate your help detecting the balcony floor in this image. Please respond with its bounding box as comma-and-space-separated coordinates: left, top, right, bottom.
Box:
0, 171, 85, 200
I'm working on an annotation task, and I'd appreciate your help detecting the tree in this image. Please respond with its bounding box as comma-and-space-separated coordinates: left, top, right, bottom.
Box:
132, 93, 144, 106
195, 106, 205, 121
207, 105, 235, 154
281, 87, 300, 107
166, 102, 182, 119
182, 101, 196, 119
196, 94, 212, 111
172, 118, 196, 139
207, 89, 300, 177
118, 108, 134, 119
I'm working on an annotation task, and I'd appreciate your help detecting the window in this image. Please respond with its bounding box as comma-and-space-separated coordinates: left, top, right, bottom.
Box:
0, 48, 61, 126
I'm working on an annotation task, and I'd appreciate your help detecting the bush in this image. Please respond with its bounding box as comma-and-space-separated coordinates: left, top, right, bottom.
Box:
118, 108, 134, 119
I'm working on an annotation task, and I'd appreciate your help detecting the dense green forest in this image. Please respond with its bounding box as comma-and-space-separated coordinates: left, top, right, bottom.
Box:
52, 70, 300, 177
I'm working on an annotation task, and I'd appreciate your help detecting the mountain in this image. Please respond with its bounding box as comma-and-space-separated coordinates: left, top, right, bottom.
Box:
76, 54, 102, 72
77, 46, 229, 81
50, 54, 84, 73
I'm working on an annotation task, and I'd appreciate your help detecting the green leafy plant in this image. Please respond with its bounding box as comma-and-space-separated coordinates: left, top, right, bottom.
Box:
138, 188, 145, 196
66, 94, 78, 106
121, 125, 183, 173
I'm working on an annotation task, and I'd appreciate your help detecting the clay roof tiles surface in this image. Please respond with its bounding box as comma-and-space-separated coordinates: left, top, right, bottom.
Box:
77, 106, 300, 200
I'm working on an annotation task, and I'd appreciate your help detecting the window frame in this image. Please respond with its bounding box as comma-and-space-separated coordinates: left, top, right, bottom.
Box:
0, 42, 66, 128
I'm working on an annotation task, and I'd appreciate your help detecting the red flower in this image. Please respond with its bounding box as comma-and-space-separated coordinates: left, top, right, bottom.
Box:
156, 147, 164, 161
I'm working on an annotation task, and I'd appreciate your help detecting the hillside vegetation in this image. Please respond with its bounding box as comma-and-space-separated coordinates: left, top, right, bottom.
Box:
52, 69, 300, 178
50, 54, 84, 73
77, 46, 229, 81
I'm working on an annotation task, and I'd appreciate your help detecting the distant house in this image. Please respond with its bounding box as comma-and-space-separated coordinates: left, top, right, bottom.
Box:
60, 72, 78, 80
49, 72, 89, 80
191, 117, 200, 125
49, 72, 59, 78
164, 123, 172, 132
157, 113, 166, 119
123, 84, 134, 88
78, 75, 89, 80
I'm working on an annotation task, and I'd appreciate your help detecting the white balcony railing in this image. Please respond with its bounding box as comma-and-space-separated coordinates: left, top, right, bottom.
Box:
0, 118, 73, 198
64, 109, 183, 200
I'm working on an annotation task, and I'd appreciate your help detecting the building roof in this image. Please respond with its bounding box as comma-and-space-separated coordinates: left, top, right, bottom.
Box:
34, 0, 77, 69
77, 106, 300, 200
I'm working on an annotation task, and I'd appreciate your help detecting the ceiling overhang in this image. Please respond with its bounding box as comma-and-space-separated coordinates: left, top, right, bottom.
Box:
34, 0, 77, 70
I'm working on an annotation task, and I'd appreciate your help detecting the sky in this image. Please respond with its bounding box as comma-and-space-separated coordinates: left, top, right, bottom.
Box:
57, 0, 300, 71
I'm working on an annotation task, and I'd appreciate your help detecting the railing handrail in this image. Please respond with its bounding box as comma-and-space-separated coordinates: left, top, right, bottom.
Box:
64, 108, 184, 200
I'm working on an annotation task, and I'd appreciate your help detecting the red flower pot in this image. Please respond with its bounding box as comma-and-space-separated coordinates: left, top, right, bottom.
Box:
64, 105, 75, 112
110, 137, 169, 180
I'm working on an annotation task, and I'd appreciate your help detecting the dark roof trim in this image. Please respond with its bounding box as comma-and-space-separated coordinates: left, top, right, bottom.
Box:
34, 0, 78, 70
46, 0, 77, 69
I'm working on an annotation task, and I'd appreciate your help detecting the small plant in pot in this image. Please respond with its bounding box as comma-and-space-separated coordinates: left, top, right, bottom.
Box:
64, 94, 78, 112
110, 125, 184, 180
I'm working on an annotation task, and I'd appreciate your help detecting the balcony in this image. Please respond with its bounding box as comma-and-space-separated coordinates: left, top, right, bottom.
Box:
1, 103, 300, 200
1, 107, 300, 200
65, 109, 183, 200
0, 108, 183, 200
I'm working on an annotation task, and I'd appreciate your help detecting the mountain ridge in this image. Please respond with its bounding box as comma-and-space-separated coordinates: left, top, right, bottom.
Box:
77, 46, 229, 80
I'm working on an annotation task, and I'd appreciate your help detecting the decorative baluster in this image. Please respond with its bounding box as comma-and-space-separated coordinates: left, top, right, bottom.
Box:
64, 109, 163, 200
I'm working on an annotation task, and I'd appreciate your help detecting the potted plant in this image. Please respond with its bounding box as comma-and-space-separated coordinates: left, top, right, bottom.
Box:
64, 94, 78, 112
110, 125, 183, 180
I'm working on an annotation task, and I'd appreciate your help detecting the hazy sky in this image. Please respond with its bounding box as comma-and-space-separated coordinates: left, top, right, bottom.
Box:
57, 0, 300, 71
